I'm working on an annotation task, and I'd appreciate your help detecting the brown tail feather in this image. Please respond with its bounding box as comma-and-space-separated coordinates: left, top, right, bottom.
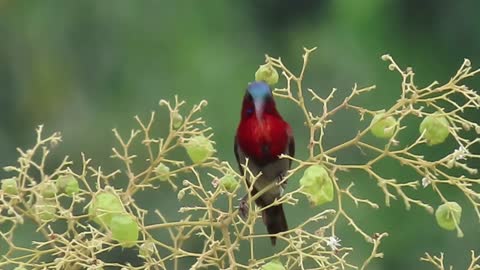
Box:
262, 204, 288, 245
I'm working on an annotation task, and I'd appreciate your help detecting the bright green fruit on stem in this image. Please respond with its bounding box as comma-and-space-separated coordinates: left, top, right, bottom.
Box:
88, 192, 125, 226
370, 112, 396, 139
299, 165, 334, 206
435, 202, 462, 231
261, 259, 286, 270
34, 200, 57, 222
109, 213, 139, 248
420, 113, 450, 145
56, 175, 80, 196
154, 163, 170, 181
255, 63, 279, 86
219, 175, 239, 193
184, 135, 215, 164
172, 112, 183, 129
2, 177, 18, 195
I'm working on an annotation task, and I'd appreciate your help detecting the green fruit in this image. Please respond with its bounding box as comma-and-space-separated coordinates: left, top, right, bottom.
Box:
110, 213, 139, 248
34, 200, 57, 222
139, 241, 155, 257
39, 181, 57, 198
219, 175, 239, 193
370, 112, 396, 139
56, 175, 80, 196
261, 259, 285, 270
255, 63, 279, 86
299, 165, 334, 206
2, 177, 18, 195
184, 135, 215, 164
88, 192, 125, 226
172, 112, 183, 129
420, 113, 450, 145
14, 267, 28, 270
435, 202, 462, 231
154, 163, 170, 181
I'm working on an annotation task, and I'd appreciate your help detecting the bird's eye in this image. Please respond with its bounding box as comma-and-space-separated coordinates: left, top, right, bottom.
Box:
246, 108, 254, 116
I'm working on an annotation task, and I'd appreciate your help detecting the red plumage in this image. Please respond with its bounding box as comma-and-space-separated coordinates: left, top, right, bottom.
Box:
236, 96, 291, 164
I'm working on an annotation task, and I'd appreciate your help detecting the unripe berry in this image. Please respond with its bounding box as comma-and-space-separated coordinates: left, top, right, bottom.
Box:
370, 112, 396, 139
261, 259, 285, 270
34, 199, 57, 222
255, 63, 279, 86
154, 163, 170, 181
56, 175, 80, 196
219, 175, 239, 193
38, 181, 57, 198
88, 192, 125, 227
184, 135, 215, 164
109, 213, 139, 248
435, 202, 462, 231
420, 113, 450, 145
2, 177, 18, 195
172, 112, 183, 129
299, 165, 334, 206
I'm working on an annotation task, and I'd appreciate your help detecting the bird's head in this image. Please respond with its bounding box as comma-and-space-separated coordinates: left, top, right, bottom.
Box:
242, 81, 277, 121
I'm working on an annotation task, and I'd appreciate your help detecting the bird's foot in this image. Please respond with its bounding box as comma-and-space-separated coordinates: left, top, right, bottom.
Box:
238, 195, 249, 221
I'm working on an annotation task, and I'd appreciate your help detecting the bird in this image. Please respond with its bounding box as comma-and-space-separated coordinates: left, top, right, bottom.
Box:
234, 81, 295, 245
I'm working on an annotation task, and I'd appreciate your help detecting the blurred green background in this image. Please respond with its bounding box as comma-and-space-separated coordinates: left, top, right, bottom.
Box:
0, 1, 479, 269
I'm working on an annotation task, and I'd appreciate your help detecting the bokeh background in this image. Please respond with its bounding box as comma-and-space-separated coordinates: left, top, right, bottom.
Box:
1, 1, 479, 269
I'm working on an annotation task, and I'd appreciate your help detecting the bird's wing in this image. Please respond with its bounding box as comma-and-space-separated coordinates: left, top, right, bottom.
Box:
287, 134, 295, 168
233, 136, 245, 175
286, 126, 295, 169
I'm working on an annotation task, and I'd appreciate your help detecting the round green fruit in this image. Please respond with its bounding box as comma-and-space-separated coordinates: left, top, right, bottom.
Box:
420, 113, 450, 145
56, 175, 80, 196
255, 63, 279, 86
172, 112, 183, 129
154, 163, 170, 181
370, 113, 396, 139
88, 192, 125, 227
184, 135, 215, 164
39, 181, 57, 198
110, 213, 139, 248
299, 165, 334, 206
261, 259, 285, 270
435, 202, 462, 231
2, 177, 18, 195
34, 200, 57, 222
219, 175, 239, 193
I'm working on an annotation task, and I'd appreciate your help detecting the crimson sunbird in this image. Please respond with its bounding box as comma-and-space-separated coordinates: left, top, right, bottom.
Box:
234, 81, 295, 245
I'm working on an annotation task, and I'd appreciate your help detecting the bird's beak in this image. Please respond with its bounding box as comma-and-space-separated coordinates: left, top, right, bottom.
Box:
254, 99, 265, 122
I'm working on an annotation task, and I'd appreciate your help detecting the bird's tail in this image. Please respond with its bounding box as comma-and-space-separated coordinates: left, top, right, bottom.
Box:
262, 204, 288, 245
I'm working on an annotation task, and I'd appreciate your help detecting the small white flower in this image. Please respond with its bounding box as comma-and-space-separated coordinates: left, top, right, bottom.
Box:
326, 235, 341, 250
421, 177, 431, 188
453, 145, 470, 161
211, 178, 220, 188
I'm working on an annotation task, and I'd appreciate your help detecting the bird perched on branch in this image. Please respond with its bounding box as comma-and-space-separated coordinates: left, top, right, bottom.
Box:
234, 81, 294, 245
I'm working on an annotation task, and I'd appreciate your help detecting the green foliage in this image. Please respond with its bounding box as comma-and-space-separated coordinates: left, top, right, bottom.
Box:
0, 49, 479, 269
